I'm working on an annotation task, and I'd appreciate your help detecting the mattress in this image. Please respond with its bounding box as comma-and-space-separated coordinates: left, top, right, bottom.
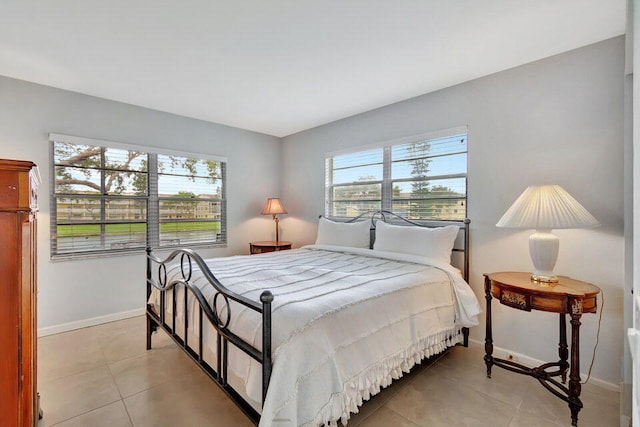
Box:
148, 244, 480, 426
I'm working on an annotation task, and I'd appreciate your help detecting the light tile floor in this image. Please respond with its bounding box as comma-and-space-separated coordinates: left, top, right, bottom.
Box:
38, 316, 619, 426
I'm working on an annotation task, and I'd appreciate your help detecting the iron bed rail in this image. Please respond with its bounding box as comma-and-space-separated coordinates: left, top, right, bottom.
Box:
146, 211, 471, 425
146, 247, 272, 422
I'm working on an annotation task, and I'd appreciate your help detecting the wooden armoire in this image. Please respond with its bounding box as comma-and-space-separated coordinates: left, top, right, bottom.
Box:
0, 159, 40, 426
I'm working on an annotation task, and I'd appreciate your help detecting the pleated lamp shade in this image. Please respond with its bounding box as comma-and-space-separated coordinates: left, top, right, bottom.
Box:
496, 185, 599, 230
496, 185, 599, 283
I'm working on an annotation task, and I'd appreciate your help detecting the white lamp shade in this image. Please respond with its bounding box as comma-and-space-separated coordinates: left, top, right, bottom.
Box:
496, 185, 600, 230
496, 185, 599, 283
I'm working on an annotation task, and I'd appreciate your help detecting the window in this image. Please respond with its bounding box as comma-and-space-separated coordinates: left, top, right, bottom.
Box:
50, 134, 226, 258
325, 129, 467, 220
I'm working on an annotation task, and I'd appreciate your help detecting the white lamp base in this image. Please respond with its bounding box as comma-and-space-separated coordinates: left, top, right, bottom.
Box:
529, 230, 559, 283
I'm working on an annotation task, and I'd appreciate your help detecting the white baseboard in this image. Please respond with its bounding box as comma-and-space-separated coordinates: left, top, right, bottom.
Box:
37, 308, 145, 337
468, 338, 618, 392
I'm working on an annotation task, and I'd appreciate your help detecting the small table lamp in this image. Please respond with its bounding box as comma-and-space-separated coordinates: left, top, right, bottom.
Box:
496, 185, 599, 283
261, 198, 288, 242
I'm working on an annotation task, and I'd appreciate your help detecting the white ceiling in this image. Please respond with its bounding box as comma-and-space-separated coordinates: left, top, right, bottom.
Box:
0, 1, 626, 137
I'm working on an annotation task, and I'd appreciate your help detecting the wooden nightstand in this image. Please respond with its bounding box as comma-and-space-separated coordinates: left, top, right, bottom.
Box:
249, 241, 292, 254
483, 272, 600, 426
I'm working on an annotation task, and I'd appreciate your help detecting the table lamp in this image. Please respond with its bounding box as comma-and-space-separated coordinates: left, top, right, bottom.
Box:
496, 185, 599, 283
261, 198, 287, 242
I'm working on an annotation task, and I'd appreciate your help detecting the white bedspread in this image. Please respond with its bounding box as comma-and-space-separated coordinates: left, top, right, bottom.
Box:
150, 245, 480, 427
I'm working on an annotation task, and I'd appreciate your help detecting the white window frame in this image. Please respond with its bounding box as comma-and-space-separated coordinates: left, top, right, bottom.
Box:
49, 133, 227, 259
325, 126, 468, 220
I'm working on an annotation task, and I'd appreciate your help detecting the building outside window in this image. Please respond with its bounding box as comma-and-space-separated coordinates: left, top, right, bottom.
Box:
325, 128, 467, 221
50, 134, 226, 258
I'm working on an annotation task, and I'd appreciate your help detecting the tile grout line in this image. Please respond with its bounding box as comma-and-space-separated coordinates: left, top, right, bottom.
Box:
382, 407, 421, 427
39, 319, 147, 425
105, 344, 149, 426
45, 399, 123, 427
346, 349, 453, 426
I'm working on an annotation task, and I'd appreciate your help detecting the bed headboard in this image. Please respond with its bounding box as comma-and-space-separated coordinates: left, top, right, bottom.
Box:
324, 210, 471, 282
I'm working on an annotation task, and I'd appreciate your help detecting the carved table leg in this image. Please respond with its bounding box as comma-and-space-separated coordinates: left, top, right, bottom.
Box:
484, 276, 494, 378
559, 314, 568, 383
568, 307, 584, 426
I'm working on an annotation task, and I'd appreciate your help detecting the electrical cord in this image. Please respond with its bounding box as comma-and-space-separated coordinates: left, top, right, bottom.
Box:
580, 289, 603, 385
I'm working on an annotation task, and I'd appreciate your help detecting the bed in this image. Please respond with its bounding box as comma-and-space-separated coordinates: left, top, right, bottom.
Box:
145, 211, 481, 426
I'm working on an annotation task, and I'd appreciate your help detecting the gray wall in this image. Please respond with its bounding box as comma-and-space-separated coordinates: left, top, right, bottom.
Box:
0, 36, 626, 387
282, 37, 625, 386
0, 76, 282, 332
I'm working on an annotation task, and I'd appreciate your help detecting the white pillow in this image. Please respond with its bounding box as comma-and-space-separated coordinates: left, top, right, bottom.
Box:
373, 221, 459, 263
315, 218, 371, 248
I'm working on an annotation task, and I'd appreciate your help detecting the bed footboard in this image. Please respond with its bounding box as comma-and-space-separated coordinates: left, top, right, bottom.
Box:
145, 247, 272, 423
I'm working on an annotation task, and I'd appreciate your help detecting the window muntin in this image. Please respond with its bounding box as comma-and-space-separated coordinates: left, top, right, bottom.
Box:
51, 139, 226, 258
325, 131, 467, 220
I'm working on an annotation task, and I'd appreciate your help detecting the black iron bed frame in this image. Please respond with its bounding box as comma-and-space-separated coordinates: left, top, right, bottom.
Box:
146, 211, 471, 424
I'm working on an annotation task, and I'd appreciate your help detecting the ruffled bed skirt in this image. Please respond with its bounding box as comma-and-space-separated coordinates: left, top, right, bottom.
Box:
311, 327, 462, 427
